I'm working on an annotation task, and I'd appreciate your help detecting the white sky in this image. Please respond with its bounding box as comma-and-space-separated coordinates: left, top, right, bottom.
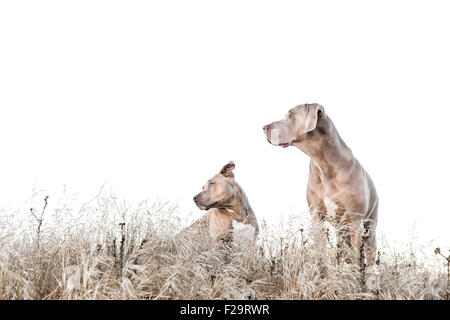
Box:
1, 1, 449, 246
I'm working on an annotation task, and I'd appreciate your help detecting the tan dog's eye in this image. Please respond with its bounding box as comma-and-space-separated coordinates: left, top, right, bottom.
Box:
287, 112, 294, 118
208, 182, 215, 188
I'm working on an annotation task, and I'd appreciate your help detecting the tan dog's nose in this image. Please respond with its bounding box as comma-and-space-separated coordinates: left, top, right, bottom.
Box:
263, 124, 271, 132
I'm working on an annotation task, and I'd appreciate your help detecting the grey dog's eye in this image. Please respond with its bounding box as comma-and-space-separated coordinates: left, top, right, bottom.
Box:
209, 182, 215, 187
287, 112, 294, 118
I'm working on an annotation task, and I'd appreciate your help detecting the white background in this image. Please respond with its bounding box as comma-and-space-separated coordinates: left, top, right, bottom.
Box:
1, 1, 449, 246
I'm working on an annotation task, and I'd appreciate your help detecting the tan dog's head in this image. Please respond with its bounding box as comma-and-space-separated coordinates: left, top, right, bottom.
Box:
263, 103, 325, 147
193, 161, 236, 210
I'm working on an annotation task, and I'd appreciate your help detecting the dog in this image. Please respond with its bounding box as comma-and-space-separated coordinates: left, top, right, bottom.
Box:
182, 161, 259, 242
263, 103, 378, 263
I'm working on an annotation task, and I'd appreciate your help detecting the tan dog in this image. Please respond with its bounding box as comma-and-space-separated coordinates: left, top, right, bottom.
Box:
263, 103, 378, 263
183, 161, 259, 241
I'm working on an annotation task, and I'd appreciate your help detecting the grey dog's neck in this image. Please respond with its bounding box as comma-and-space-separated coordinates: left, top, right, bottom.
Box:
292, 116, 354, 177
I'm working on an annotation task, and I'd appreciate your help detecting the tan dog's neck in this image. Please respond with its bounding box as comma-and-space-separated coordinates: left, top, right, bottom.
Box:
218, 183, 249, 222
218, 182, 259, 234
217, 208, 244, 222
292, 117, 353, 177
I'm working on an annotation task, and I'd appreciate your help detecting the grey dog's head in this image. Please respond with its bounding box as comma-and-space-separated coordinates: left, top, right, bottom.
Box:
263, 103, 325, 147
193, 161, 236, 210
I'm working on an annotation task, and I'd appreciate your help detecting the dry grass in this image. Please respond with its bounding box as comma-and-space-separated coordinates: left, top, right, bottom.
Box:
0, 189, 448, 300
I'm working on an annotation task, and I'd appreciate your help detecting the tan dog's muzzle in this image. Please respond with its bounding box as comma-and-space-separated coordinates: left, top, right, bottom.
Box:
193, 191, 218, 210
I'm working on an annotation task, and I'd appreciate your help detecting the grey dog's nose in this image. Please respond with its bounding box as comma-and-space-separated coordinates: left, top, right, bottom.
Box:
193, 195, 198, 203
263, 124, 270, 132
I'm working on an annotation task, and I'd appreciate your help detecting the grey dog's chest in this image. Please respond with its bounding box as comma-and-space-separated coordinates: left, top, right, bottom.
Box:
309, 170, 351, 218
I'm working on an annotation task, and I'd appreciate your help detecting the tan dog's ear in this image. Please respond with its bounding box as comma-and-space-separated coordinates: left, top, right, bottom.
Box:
304, 103, 325, 132
220, 161, 235, 178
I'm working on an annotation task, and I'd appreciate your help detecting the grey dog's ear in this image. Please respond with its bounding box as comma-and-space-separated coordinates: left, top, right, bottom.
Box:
304, 103, 325, 133
220, 161, 235, 178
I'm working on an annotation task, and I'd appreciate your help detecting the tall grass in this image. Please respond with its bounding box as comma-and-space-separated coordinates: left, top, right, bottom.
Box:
0, 189, 448, 300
